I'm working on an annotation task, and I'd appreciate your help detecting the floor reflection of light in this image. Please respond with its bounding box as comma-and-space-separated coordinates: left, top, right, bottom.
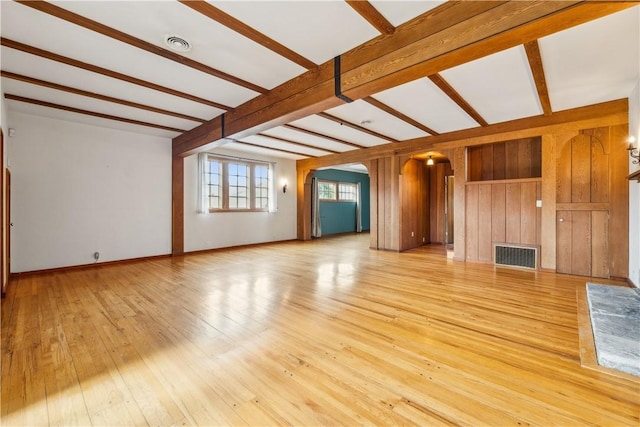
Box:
316, 262, 355, 292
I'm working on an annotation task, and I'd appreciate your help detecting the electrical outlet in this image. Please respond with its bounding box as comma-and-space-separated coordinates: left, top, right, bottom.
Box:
93, 252, 100, 261
411, 231, 415, 237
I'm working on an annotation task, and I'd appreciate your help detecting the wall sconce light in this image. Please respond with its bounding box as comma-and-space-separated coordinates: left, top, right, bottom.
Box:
426, 156, 434, 166
628, 136, 639, 164
282, 179, 288, 193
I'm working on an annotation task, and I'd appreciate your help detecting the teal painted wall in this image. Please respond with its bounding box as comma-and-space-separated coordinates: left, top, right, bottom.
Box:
314, 169, 370, 235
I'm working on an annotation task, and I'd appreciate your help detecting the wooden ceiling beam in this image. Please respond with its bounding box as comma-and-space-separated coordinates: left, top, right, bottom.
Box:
178, 0, 316, 70
173, 1, 635, 156
1, 37, 231, 111
345, 1, 395, 35
317, 112, 398, 142
256, 133, 340, 154
283, 124, 365, 149
428, 73, 489, 127
5, 93, 187, 133
16, 0, 266, 94
524, 40, 553, 116
1, 71, 207, 123
231, 140, 318, 158
362, 96, 438, 135
297, 99, 629, 170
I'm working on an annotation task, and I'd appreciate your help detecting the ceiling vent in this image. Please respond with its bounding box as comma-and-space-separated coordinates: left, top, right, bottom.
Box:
164, 34, 191, 52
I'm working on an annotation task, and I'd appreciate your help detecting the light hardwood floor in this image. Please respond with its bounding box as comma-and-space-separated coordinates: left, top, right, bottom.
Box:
2, 234, 639, 426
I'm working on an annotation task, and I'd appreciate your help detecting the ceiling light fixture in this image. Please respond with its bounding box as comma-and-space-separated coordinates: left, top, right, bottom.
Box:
426, 155, 434, 166
164, 34, 192, 52
360, 120, 372, 125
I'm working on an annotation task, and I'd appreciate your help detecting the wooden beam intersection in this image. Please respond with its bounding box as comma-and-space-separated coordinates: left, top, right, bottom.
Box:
178, 0, 316, 70
346, 0, 395, 35
362, 96, 438, 136
524, 40, 553, 116
5, 93, 187, 133
172, 1, 636, 156
428, 74, 489, 127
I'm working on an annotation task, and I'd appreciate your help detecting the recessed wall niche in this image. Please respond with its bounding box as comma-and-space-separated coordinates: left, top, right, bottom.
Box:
467, 137, 542, 182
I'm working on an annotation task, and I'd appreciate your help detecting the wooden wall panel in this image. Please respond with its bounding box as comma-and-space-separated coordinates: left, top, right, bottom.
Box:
453, 148, 466, 261
541, 134, 559, 270
518, 138, 533, 179
571, 210, 592, 277
520, 182, 538, 246
556, 211, 572, 274
608, 124, 629, 278
556, 137, 573, 203
505, 183, 521, 244
367, 160, 379, 250
493, 143, 506, 180
481, 144, 494, 181
468, 137, 541, 182
468, 146, 483, 182
570, 134, 591, 203
428, 162, 452, 244
591, 210, 609, 278
589, 127, 610, 203
465, 184, 479, 261
478, 184, 493, 262
491, 184, 506, 243
400, 159, 429, 251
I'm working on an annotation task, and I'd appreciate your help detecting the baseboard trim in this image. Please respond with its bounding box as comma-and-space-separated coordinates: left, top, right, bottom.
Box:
181, 238, 298, 257
10, 253, 171, 277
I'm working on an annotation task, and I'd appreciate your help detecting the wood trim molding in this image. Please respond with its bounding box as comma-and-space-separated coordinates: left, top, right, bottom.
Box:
9, 253, 172, 277
362, 96, 438, 135
345, 0, 395, 35
556, 203, 610, 211
524, 40, 553, 116
428, 73, 489, 127
178, 0, 316, 70
5, 94, 187, 133
0, 37, 231, 111
16, 0, 266, 94
1, 71, 207, 123
466, 177, 542, 186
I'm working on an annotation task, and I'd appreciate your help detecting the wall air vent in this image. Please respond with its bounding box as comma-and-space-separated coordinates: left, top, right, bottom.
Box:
494, 245, 537, 269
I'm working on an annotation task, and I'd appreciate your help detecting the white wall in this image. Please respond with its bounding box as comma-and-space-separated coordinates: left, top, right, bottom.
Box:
184, 148, 297, 252
629, 80, 640, 287
8, 112, 172, 272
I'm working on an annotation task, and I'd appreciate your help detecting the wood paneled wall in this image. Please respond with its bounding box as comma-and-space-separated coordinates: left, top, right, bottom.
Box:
429, 162, 453, 244
552, 125, 628, 278
399, 159, 429, 251
368, 157, 400, 251
465, 180, 541, 263
468, 137, 541, 182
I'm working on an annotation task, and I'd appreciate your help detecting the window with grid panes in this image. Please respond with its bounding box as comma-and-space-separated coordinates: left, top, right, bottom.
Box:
205, 156, 271, 212
338, 182, 357, 201
318, 181, 337, 200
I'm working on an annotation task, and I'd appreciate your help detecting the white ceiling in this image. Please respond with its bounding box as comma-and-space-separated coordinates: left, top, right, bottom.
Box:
1, 1, 638, 163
